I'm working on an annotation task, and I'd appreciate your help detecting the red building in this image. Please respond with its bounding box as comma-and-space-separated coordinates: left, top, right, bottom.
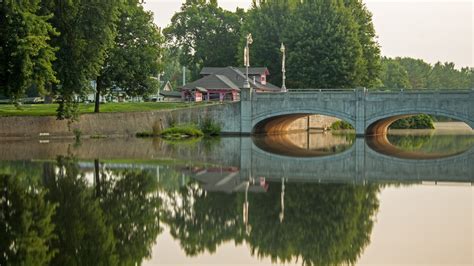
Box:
181, 67, 281, 102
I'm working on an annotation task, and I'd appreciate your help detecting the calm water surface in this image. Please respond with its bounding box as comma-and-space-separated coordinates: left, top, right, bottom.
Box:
0, 123, 472, 265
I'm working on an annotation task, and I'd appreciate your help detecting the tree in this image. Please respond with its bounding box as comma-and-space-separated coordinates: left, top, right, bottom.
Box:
164, 0, 245, 79
94, 0, 164, 113
239, 0, 297, 86
427, 62, 471, 89
242, 0, 381, 88
380, 57, 411, 89
396, 57, 431, 89
41, 0, 120, 119
0, 0, 58, 103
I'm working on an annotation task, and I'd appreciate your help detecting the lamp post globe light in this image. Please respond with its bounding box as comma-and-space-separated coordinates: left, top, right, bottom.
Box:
243, 33, 253, 89
280, 42, 287, 92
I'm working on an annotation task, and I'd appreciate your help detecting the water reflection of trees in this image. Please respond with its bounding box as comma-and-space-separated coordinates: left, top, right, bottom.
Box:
162, 181, 380, 265
0, 157, 162, 266
0, 174, 57, 265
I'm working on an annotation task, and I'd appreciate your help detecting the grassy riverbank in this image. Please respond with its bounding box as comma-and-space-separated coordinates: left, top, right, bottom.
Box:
0, 102, 199, 117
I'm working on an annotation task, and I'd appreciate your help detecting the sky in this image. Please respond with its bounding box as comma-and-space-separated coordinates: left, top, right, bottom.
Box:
143, 0, 473, 68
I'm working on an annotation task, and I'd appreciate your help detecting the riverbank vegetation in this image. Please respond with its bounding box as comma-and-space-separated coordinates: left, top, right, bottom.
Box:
137, 119, 221, 140
389, 114, 435, 129
330, 121, 355, 131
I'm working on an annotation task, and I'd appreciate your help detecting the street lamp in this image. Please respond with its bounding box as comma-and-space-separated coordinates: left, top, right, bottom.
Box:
243, 33, 253, 89
280, 43, 287, 92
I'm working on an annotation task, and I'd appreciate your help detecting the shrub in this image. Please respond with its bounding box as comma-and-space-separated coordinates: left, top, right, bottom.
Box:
330, 120, 354, 130
160, 124, 204, 140
390, 114, 435, 129
200, 118, 221, 136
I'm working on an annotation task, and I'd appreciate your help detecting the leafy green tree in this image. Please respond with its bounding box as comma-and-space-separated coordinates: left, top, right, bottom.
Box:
41, 0, 120, 119
0, 0, 58, 103
396, 57, 431, 89
427, 62, 471, 89
0, 174, 57, 266
343, 0, 382, 88
239, 0, 297, 86
243, 0, 381, 88
380, 57, 411, 89
161, 48, 191, 89
95, 0, 164, 113
164, 0, 245, 79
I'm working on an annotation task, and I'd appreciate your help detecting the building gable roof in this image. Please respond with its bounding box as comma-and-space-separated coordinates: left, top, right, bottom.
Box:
184, 66, 281, 92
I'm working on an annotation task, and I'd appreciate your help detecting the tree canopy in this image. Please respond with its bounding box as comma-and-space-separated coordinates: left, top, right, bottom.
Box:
0, 0, 58, 103
41, 0, 120, 119
94, 0, 164, 112
163, 0, 245, 79
242, 0, 381, 88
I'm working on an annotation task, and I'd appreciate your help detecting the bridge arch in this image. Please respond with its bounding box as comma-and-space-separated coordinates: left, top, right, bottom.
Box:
365, 109, 473, 135
252, 109, 355, 134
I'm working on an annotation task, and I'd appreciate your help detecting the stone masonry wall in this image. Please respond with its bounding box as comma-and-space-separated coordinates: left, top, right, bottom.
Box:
0, 103, 241, 139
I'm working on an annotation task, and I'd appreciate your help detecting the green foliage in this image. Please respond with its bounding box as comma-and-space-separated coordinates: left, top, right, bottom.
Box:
380, 57, 411, 89
161, 48, 192, 89
380, 57, 472, 90
0, 0, 58, 103
43, 158, 118, 266
389, 114, 435, 129
96, 0, 164, 112
162, 181, 380, 265
200, 118, 221, 136
160, 124, 204, 140
41, 0, 121, 119
100, 169, 162, 265
242, 0, 381, 88
330, 120, 354, 130
163, 0, 246, 79
0, 174, 57, 266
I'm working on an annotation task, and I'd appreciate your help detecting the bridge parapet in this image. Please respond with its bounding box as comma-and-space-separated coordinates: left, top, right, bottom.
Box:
236, 88, 473, 135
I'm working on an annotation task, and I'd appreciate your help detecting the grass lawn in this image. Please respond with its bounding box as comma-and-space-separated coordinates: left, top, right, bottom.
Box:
0, 102, 204, 117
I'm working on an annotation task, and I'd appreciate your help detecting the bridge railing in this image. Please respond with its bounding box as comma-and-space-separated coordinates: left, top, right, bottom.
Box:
282, 88, 473, 94
286, 88, 356, 93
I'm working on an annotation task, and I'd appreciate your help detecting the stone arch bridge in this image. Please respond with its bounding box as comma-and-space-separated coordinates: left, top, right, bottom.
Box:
215, 88, 473, 136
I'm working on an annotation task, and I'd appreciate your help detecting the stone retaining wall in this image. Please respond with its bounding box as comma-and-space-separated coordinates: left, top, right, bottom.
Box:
0, 103, 241, 139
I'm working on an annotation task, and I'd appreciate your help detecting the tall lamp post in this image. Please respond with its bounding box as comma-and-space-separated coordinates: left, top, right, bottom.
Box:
280, 43, 287, 92
243, 33, 253, 89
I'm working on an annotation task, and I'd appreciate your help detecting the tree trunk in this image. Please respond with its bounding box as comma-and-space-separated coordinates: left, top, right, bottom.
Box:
94, 85, 101, 113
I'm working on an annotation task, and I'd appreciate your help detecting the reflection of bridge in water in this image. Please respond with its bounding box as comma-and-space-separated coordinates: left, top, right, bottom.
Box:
187, 137, 473, 192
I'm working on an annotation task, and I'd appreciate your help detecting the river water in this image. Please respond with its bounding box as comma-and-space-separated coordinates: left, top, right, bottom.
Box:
0, 122, 472, 265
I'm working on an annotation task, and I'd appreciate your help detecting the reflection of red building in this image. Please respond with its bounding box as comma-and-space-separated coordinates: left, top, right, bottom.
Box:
181, 67, 281, 102
183, 166, 269, 193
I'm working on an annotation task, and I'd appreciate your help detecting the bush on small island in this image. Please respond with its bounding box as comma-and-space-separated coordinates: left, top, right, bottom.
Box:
200, 118, 221, 136
136, 119, 221, 140
330, 120, 354, 130
159, 124, 204, 140
389, 114, 435, 129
